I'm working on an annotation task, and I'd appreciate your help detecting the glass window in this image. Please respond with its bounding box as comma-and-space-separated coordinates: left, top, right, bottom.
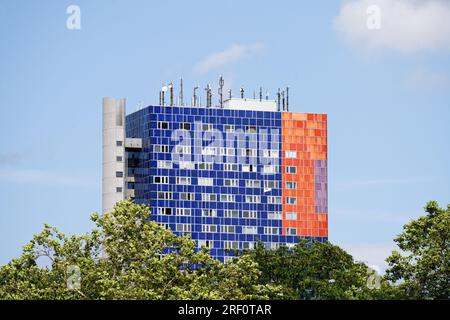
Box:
224, 210, 239, 218
285, 151, 297, 158
264, 227, 279, 235
202, 224, 217, 233
221, 225, 236, 233
224, 179, 239, 187
286, 166, 297, 174
202, 193, 217, 202
268, 212, 282, 220
242, 226, 258, 234
157, 160, 172, 169
242, 210, 258, 219
157, 207, 172, 215
286, 181, 297, 189
245, 180, 260, 188
242, 164, 256, 172
176, 208, 191, 216
198, 178, 214, 186
286, 196, 297, 204
224, 125, 235, 133
223, 241, 239, 249
180, 192, 194, 201
157, 192, 172, 200
286, 212, 297, 220
202, 209, 217, 217
242, 242, 255, 250
220, 194, 235, 202
287, 228, 297, 236
176, 224, 191, 232
198, 239, 214, 249
180, 122, 191, 130
202, 123, 213, 131
154, 176, 169, 184
176, 177, 191, 185
158, 121, 169, 129
264, 181, 278, 189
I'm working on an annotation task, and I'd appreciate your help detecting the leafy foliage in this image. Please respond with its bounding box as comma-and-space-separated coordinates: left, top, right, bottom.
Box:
244, 240, 397, 300
385, 201, 450, 299
0, 200, 448, 300
0, 200, 280, 300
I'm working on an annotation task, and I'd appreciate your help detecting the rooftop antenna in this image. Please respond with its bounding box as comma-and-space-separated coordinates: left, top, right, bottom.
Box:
168, 82, 174, 106
240, 87, 244, 99
286, 86, 289, 112
218, 75, 224, 108
193, 86, 199, 107
228, 89, 232, 100
277, 88, 281, 112
259, 87, 263, 102
179, 77, 184, 106
159, 90, 162, 105
265, 91, 269, 100
282, 90, 286, 111
205, 84, 212, 108
161, 84, 168, 106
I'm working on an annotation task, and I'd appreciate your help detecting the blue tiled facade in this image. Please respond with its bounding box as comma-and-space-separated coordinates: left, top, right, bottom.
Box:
125, 105, 325, 261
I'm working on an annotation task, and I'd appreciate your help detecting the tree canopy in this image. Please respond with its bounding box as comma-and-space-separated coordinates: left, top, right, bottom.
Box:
0, 200, 448, 300
0, 200, 281, 299
385, 201, 450, 299
243, 239, 399, 299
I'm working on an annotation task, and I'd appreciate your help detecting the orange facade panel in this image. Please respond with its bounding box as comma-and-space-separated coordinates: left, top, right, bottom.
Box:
282, 112, 328, 239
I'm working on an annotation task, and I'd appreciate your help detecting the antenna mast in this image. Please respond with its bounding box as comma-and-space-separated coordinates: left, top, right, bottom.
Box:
286, 86, 289, 111
277, 88, 281, 112
169, 82, 174, 106
205, 84, 212, 108
161, 84, 167, 106
193, 86, 199, 107
218, 76, 224, 108
179, 77, 184, 106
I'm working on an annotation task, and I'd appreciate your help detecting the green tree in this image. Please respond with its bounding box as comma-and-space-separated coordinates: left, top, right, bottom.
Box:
245, 240, 398, 300
385, 201, 450, 299
0, 200, 280, 300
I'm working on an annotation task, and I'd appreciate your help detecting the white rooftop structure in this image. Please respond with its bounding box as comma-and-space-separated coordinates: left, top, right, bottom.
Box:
222, 98, 277, 112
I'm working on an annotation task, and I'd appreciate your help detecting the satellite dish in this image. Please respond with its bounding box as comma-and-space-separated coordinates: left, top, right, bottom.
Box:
161, 86, 168, 92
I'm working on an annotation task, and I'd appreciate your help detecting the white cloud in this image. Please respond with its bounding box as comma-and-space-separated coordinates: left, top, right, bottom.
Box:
333, 0, 450, 54
0, 169, 97, 188
194, 43, 264, 74
408, 67, 450, 90
338, 242, 399, 273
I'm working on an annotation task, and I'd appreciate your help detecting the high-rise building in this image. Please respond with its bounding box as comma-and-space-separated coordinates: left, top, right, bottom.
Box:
102, 83, 328, 262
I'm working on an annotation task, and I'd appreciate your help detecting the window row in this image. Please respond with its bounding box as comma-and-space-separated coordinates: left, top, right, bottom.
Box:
156, 192, 291, 204
155, 208, 285, 220
157, 122, 263, 134
174, 224, 292, 236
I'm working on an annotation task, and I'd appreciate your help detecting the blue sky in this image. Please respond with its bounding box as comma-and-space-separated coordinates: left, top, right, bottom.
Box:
0, 0, 449, 270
